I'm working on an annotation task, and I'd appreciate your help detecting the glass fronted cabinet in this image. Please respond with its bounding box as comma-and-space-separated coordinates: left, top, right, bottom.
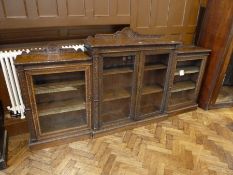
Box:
99, 52, 138, 127
136, 51, 171, 119
168, 50, 208, 111
26, 64, 92, 140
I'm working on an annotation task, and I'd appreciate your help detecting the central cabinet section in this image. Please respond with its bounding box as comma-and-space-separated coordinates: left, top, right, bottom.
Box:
98, 50, 173, 128
100, 52, 138, 126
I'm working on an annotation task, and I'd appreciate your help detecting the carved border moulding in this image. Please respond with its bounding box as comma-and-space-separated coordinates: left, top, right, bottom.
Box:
93, 27, 161, 39
92, 56, 100, 130
85, 27, 182, 48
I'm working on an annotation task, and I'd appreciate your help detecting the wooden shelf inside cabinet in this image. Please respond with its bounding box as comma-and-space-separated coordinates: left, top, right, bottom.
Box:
103, 88, 131, 102
38, 99, 85, 117
175, 66, 199, 76
169, 95, 193, 104
171, 81, 196, 93
140, 105, 160, 114
144, 64, 167, 71
35, 80, 85, 95
101, 109, 128, 122
142, 85, 163, 95
103, 67, 133, 76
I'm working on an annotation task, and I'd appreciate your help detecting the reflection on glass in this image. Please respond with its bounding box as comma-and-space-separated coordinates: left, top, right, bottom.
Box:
139, 54, 169, 116
101, 55, 135, 124
33, 71, 87, 134
169, 59, 201, 108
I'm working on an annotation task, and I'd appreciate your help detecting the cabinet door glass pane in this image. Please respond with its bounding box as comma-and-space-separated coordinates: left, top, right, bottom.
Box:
33, 71, 87, 134
140, 54, 169, 116
101, 55, 135, 124
216, 54, 233, 104
169, 59, 201, 107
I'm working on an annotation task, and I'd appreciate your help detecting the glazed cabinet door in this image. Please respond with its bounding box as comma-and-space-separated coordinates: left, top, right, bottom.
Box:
26, 64, 92, 139
135, 50, 172, 119
99, 52, 139, 127
168, 55, 207, 111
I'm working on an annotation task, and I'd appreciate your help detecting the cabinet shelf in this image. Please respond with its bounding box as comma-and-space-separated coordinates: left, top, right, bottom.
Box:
144, 64, 167, 71
142, 85, 163, 95
103, 67, 133, 76
103, 88, 131, 102
102, 109, 128, 123
169, 96, 193, 106
140, 105, 160, 114
38, 99, 85, 117
171, 81, 196, 93
39, 110, 87, 133
175, 66, 199, 76
35, 80, 85, 95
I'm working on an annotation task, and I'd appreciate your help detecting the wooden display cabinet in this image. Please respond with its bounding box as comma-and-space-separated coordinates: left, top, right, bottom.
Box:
168, 47, 210, 113
84, 28, 181, 134
15, 28, 210, 148
15, 50, 92, 148
85, 28, 210, 136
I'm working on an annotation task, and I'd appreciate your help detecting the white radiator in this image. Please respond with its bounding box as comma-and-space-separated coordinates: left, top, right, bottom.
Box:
0, 44, 85, 119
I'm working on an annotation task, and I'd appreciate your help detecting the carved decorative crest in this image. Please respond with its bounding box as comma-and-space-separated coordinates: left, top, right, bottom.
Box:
87, 27, 161, 40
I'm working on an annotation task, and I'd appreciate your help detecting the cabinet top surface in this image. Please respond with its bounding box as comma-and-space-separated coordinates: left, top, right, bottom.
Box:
85, 28, 181, 49
176, 46, 211, 55
15, 49, 90, 66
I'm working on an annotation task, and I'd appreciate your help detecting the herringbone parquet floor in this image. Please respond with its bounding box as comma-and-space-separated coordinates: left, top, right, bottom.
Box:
1, 107, 233, 175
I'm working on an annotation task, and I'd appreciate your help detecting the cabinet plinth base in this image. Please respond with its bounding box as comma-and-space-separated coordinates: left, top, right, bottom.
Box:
29, 131, 91, 150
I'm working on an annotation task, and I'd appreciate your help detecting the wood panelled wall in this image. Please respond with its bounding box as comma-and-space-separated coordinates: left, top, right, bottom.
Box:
131, 0, 201, 44
0, 0, 130, 29
0, 25, 127, 44
0, 0, 206, 44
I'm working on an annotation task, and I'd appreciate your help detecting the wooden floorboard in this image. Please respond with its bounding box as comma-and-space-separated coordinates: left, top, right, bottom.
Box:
1, 107, 233, 175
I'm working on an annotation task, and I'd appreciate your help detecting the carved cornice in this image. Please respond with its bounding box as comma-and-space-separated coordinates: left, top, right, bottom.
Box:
87, 27, 160, 40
